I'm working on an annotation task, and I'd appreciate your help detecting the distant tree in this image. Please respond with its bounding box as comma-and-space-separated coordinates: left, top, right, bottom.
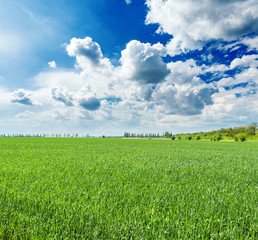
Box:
164, 131, 172, 138
247, 122, 257, 135
124, 132, 131, 137
196, 135, 201, 140
234, 126, 246, 134
236, 133, 247, 142
171, 135, 175, 140
210, 136, 215, 141
216, 133, 222, 141
226, 128, 235, 138
219, 128, 226, 133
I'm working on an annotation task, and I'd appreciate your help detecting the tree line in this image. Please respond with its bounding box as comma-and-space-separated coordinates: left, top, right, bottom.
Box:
174, 122, 257, 142
123, 123, 257, 142
123, 131, 173, 138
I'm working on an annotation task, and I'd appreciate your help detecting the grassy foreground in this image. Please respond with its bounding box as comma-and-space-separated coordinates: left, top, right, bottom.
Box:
0, 138, 257, 239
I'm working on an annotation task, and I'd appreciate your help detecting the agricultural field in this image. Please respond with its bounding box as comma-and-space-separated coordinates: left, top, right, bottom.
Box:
0, 138, 257, 239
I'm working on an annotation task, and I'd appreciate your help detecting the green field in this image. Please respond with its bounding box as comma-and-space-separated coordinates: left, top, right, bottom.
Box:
0, 138, 257, 239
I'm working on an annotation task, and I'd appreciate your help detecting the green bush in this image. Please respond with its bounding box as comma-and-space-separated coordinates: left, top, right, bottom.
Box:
210, 136, 216, 141
236, 133, 247, 142
216, 134, 222, 141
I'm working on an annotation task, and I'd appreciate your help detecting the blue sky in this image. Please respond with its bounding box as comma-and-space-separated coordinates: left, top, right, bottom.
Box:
0, 0, 257, 135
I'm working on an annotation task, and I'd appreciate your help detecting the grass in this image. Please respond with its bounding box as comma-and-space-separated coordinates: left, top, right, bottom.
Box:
0, 138, 257, 239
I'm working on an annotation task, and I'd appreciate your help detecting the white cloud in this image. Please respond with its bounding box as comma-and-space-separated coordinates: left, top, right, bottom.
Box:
11, 89, 37, 106
9, 39, 222, 122
216, 54, 258, 89
210, 56, 258, 123
51, 87, 73, 106
77, 86, 101, 111
48, 60, 57, 68
239, 116, 248, 121
166, 59, 204, 84
120, 40, 169, 84
230, 54, 258, 69
146, 0, 258, 55
205, 64, 229, 73
236, 66, 258, 85
152, 82, 216, 115
125, 0, 132, 5
66, 37, 112, 70
202, 89, 258, 123
2, 35, 258, 134
66, 37, 102, 64
241, 35, 258, 51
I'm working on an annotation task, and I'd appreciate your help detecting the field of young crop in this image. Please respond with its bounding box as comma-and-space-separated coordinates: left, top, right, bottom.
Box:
0, 138, 257, 239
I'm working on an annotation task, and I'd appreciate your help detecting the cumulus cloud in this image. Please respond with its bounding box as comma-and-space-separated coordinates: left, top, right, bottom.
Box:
141, 58, 219, 115
146, 0, 258, 54
120, 40, 169, 84
48, 60, 56, 68
66, 37, 111, 70
125, 0, 132, 4
215, 53, 258, 89
51, 87, 74, 106
202, 87, 258, 123
241, 36, 258, 51
152, 82, 216, 115
77, 86, 101, 111
4, 34, 257, 134
166, 59, 204, 84
79, 97, 101, 111
66, 37, 102, 64
36, 39, 220, 117
11, 89, 35, 106
138, 85, 154, 101
230, 54, 258, 69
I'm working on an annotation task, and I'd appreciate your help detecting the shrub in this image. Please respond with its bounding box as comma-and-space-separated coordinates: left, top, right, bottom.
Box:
210, 136, 216, 141
236, 133, 247, 142
216, 134, 222, 141
196, 135, 201, 140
